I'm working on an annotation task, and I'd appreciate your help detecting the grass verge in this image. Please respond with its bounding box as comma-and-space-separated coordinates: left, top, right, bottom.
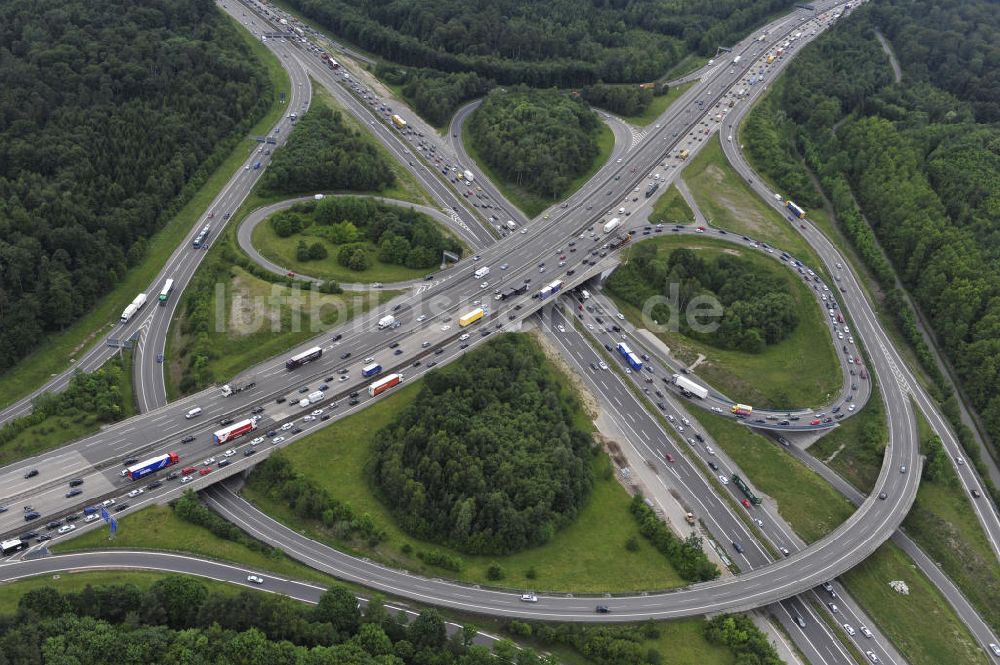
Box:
608, 235, 841, 409
250, 205, 444, 284
689, 408, 988, 665
462, 114, 614, 219
242, 353, 687, 593
0, 21, 291, 411
808, 381, 887, 492
52, 504, 333, 586
621, 81, 696, 126
684, 138, 822, 267
648, 184, 695, 225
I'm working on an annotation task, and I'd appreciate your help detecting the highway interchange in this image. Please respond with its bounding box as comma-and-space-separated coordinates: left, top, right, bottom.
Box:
1, 0, 999, 662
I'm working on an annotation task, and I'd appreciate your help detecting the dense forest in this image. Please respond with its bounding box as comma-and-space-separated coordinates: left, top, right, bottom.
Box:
0, 0, 272, 375
0, 577, 558, 664
742, 0, 1000, 482
269, 197, 461, 271
375, 65, 493, 128
287, 0, 797, 89
371, 335, 596, 555
468, 87, 600, 200
261, 106, 396, 194
608, 245, 799, 353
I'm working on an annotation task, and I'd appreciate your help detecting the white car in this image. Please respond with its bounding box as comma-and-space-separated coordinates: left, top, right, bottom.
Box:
598, 362, 608, 370
556, 325, 565, 333
303, 415, 315, 422
706, 446, 716, 456
956, 455, 965, 465
865, 651, 880, 663
480, 281, 489, 289
84, 514, 100, 523
719, 475, 729, 485
988, 643, 1000, 657
57, 524, 76, 535
519, 593, 538, 603
280, 422, 294, 431
224, 448, 237, 457
860, 625, 873, 639
312, 410, 323, 417
848, 404, 856, 412
364, 356, 375, 363
416, 315, 427, 322
460, 334, 470, 341
181, 476, 193, 484
251, 437, 264, 446
127, 488, 144, 498
247, 575, 265, 584
617, 313, 624, 320
101, 499, 115, 508
711, 406, 723, 413
202, 457, 216, 466
339, 376, 348, 382
273, 436, 286, 444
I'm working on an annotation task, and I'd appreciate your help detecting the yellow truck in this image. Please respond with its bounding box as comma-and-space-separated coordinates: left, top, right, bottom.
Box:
679, 149, 690, 160
391, 114, 407, 130
459, 307, 485, 327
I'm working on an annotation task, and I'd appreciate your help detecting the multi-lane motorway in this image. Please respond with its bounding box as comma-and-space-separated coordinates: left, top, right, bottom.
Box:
2, 0, 998, 660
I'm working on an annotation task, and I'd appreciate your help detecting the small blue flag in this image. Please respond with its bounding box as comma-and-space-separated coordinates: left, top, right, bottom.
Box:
101, 507, 110, 523
110, 518, 118, 535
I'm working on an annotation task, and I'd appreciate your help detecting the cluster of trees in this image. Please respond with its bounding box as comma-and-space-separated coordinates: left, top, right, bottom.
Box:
629, 495, 719, 583
173, 490, 279, 557
376, 65, 493, 127
262, 106, 396, 194
0, 359, 129, 454
287, 0, 796, 90
579, 83, 661, 118
468, 87, 600, 199
270, 198, 461, 271
505, 620, 663, 665
703, 614, 782, 665
370, 335, 596, 555
608, 245, 799, 353
0, 0, 271, 376
2, 578, 557, 664
741, 0, 1000, 483
251, 453, 387, 547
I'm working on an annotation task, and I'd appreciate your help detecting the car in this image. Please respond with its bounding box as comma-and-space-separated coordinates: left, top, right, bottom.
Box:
291, 427, 303, 434
878, 491, 887, 500
297, 387, 309, 394
779, 547, 790, 557
793, 615, 806, 628
68, 478, 84, 487
180, 475, 193, 484
860, 625, 873, 638
24, 512, 41, 522
65, 489, 82, 498
224, 448, 237, 457
218, 459, 231, 468
114, 502, 130, 512
719, 475, 729, 485
303, 415, 315, 422
251, 436, 264, 446
146, 481, 162, 490
24, 469, 39, 479
741, 498, 751, 509
181, 435, 196, 444
273, 436, 285, 444
127, 488, 144, 498
972, 488, 982, 498
84, 513, 101, 523
956, 455, 965, 465
810, 419, 820, 426
519, 593, 538, 603
247, 574, 265, 584
665, 453, 675, 463
732, 541, 744, 554
202, 457, 216, 466
843, 623, 856, 636
899, 464, 907, 474
827, 602, 839, 613
102, 499, 116, 508
340, 352, 351, 359
822, 582, 834, 594
36, 534, 51, 543
865, 651, 880, 663
281, 422, 293, 431
45, 520, 63, 531
595, 605, 610, 614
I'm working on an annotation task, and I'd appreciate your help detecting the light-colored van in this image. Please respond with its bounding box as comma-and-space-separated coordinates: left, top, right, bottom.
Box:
185, 407, 203, 419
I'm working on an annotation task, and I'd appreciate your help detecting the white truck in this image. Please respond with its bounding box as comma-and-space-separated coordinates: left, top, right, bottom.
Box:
733, 55, 742, 64
474, 266, 490, 279
378, 315, 396, 329
463, 169, 475, 183
672, 374, 709, 400
308, 391, 324, 404
506, 220, 517, 230
604, 218, 621, 234
120, 293, 148, 323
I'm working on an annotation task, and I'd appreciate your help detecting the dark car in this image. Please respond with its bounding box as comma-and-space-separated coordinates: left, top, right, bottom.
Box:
321, 414, 331, 421
24, 513, 41, 524
65, 513, 81, 522
318, 384, 329, 391
45, 521, 62, 531
36, 534, 52, 543
114, 503, 129, 512
251, 406, 265, 415
434, 348, 445, 355
708, 461, 719, 471
331, 334, 342, 342
298, 387, 309, 394
291, 427, 303, 435
595, 605, 610, 614
276, 397, 287, 404
244, 449, 257, 457
65, 489, 82, 498
181, 435, 196, 444
340, 352, 351, 359
20, 531, 38, 541
218, 459, 231, 468
123, 458, 138, 466
68, 478, 84, 487
732, 541, 745, 554
266, 430, 277, 438
389, 342, 399, 348
219, 417, 234, 426
394, 349, 403, 355
24, 469, 39, 479
146, 481, 163, 490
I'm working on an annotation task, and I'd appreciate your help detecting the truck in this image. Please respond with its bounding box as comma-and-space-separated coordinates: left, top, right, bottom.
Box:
192, 223, 212, 249
603, 218, 621, 234
474, 266, 490, 279
377, 315, 396, 330
286, 346, 322, 369
505, 220, 517, 230
369, 373, 402, 397
678, 149, 690, 160
767, 54, 775, 64
126, 452, 180, 481
391, 114, 407, 130
463, 169, 475, 183
158, 278, 174, 305
308, 390, 324, 404
459, 308, 485, 327
672, 374, 709, 400
221, 374, 257, 397
731, 403, 753, 417
500, 284, 528, 300
538, 280, 563, 300
732, 55, 742, 64
1, 538, 29, 556
120, 293, 148, 323
645, 182, 660, 198
212, 419, 257, 445
732, 474, 763, 505
362, 363, 382, 378
616, 342, 643, 371
786, 200, 806, 218
608, 233, 632, 250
